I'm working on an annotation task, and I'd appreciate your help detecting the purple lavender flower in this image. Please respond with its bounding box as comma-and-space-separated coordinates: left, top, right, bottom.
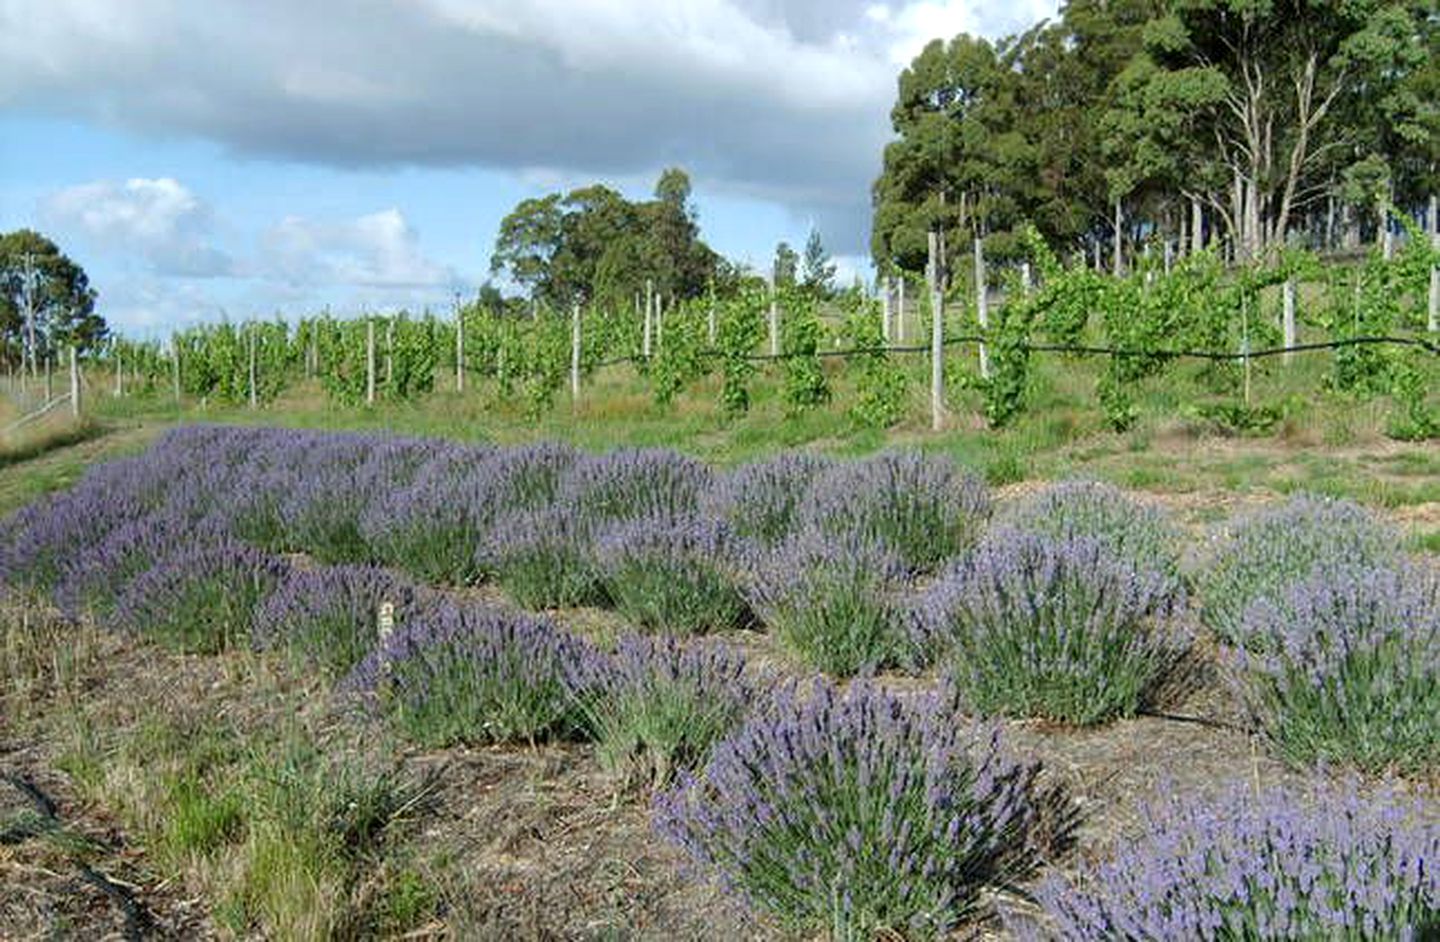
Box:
743, 528, 909, 675
655, 679, 1054, 937
703, 452, 834, 546
1198, 495, 1398, 647
480, 503, 605, 609
798, 450, 992, 573
559, 447, 714, 525
112, 541, 289, 653
917, 529, 1187, 725
346, 602, 599, 746
593, 514, 750, 634
1233, 563, 1440, 771
51, 510, 229, 617
254, 564, 428, 676
1001, 480, 1184, 584
1012, 778, 1440, 940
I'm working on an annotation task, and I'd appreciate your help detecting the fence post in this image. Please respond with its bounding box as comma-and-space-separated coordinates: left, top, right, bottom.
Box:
45, 355, 53, 403
1282, 278, 1297, 365
455, 307, 465, 392
1429, 203, 1439, 333
707, 289, 717, 347
570, 302, 582, 401
643, 279, 653, 358
881, 276, 893, 344
366, 319, 376, 405
974, 237, 990, 380
768, 280, 780, 357
172, 335, 182, 403
1020, 261, 1032, 296
248, 326, 258, 409
897, 276, 906, 344
929, 229, 945, 431
113, 340, 123, 397
656, 296, 665, 353
69, 346, 80, 418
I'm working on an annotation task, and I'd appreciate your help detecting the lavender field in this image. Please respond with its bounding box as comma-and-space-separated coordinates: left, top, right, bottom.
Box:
1, 425, 1438, 939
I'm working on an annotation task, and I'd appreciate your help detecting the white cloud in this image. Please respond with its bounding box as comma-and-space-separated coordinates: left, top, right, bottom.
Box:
0, 1, 1055, 254
260, 208, 458, 290
41, 177, 232, 276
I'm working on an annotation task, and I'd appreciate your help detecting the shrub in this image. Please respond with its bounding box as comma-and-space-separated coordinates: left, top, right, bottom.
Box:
360, 457, 499, 585
254, 565, 426, 676
655, 681, 1053, 939
480, 440, 579, 511
917, 531, 1186, 725
799, 450, 991, 573
53, 512, 228, 617
560, 447, 714, 525
1197, 496, 1397, 647
593, 515, 749, 634
113, 542, 289, 654
703, 452, 834, 546
575, 636, 754, 788
744, 529, 908, 675
481, 504, 605, 609
1002, 480, 1183, 583
347, 603, 598, 746
1014, 779, 1440, 940
1233, 564, 1440, 772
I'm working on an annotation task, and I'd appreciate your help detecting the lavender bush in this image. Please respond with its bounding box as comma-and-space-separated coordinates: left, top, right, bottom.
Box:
52, 512, 228, 617
279, 439, 428, 563
704, 453, 833, 546
593, 515, 749, 634
1197, 496, 1397, 647
655, 681, 1053, 938
744, 530, 909, 675
113, 542, 289, 654
480, 440, 579, 511
575, 637, 755, 788
798, 450, 991, 573
347, 603, 599, 746
360, 460, 496, 585
917, 531, 1186, 725
560, 447, 714, 525
481, 504, 605, 609
1002, 481, 1183, 584
254, 564, 426, 676
1014, 779, 1440, 940
1233, 564, 1440, 771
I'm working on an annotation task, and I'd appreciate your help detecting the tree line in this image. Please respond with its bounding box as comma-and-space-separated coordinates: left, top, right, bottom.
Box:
871, 0, 1440, 276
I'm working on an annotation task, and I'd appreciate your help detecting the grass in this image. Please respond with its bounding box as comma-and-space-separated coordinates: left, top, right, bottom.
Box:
43, 648, 432, 941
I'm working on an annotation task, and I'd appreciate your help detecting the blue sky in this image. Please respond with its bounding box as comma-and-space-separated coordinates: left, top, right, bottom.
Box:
0, 1, 1056, 336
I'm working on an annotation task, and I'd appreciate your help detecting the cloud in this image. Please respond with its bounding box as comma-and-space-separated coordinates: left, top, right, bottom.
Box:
259, 208, 460, 291
0, 1, 1056, 254
41, 177, 233, 276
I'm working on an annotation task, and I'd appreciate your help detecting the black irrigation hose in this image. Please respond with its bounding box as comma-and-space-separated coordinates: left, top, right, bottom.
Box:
572, 333, 1439, 370
1, 771, 152, 941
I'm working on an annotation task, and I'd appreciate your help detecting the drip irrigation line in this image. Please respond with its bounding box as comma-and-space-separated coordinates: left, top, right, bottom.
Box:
529, 333, 1439, 373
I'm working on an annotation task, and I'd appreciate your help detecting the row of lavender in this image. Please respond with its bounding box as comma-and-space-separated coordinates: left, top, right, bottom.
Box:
1, 426, 1436, 936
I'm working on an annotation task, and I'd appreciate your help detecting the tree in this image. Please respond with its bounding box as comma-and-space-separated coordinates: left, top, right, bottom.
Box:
772, 242, 799, 287
800, 229, 837, 297
489, 169, 721, 309
0, 229, 105, 367
1137, 0, 1425, 259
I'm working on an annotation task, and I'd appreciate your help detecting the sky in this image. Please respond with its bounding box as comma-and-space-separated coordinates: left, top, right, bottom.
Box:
0, 0, 1058, 336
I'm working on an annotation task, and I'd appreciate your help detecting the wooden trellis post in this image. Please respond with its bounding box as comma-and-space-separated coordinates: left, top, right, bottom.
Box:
366, 319, 376, 405
69, 346, 81, 418
570, 302, 581, 400
929, 229, 945, 431
974, 237, 990, 380
1282, 278, 1297, 365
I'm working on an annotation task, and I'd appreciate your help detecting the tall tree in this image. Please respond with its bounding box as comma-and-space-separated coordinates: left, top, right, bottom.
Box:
800, 229, 837, 297
772, 241, 799, 287
0, 229, 105, 365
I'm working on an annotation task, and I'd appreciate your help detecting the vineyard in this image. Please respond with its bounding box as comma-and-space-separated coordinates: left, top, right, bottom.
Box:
1, 425, 1437, 938
17, 232, 1436, 443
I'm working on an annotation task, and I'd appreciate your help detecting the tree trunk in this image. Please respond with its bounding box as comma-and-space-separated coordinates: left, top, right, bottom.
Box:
1192, 198, 1204, 254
